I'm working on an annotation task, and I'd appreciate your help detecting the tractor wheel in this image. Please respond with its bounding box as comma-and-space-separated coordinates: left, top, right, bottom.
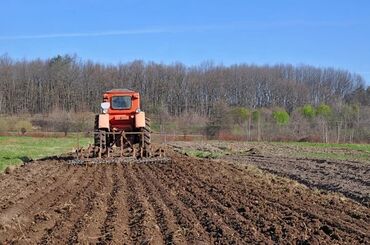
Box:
93, 114, 100, 146
142, 117, 151, 157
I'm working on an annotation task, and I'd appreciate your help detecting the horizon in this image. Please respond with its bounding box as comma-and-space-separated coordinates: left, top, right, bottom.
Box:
1, 0, 369, 85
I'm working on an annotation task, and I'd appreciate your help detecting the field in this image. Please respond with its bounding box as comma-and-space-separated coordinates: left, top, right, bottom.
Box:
0, 140, 369, 243
0, 136, 91, 171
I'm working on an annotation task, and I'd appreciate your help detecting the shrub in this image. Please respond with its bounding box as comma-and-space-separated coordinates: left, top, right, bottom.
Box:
0, 118, 9, 132
49, 108, 72, 136
302, 104, 316, 119
15, 120, 33, 135
229, 107, 250, 125
272, 109, 290, 126
316, 104, 332, 118
73, 112, 94, 132
252, 110, 260, 123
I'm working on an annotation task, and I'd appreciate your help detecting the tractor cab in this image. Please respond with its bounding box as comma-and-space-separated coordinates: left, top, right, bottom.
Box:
99, 89, 145, 132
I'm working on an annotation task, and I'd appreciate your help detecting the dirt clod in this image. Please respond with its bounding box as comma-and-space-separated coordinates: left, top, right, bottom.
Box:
4, 166, 16, 174
34, 212, 50, 223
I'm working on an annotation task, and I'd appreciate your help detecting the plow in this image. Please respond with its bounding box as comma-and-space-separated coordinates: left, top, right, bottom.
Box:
74, 89, 168, 164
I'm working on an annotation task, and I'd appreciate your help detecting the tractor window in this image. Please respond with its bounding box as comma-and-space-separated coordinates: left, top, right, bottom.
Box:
111, 96, 132, 109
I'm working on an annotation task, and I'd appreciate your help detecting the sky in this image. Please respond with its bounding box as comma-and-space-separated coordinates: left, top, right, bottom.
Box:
0, 0, 369, 85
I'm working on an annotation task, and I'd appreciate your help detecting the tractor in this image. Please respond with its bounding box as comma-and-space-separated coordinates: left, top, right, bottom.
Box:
82, 89, 153, 159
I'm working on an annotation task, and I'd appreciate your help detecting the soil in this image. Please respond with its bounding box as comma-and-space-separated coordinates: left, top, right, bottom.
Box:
169, 141, 370, 163
226, 154, 370, 207
170, 141, 370, 207
0, 150, 369, 244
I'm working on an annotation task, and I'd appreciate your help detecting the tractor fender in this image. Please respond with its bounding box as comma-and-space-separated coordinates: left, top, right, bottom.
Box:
98, 114, 110, 129
135, 111, 145, 128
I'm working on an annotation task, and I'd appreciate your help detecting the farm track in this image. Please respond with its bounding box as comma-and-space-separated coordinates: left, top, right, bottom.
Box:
0, 151, 369, 244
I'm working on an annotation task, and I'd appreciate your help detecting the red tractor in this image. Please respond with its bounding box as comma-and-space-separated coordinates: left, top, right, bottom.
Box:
92, 89, 151, 158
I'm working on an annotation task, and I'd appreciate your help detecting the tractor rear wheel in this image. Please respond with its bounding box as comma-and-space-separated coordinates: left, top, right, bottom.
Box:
142, 117, 151, 157
93, 114, 100, 146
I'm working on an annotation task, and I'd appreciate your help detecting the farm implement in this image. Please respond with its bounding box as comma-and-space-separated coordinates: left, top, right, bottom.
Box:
75, 89, 167, 164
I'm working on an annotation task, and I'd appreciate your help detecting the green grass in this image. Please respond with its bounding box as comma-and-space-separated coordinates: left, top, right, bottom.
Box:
275, 141, 370, 152
294, 152, 370, 161
271, 141, 370, 161
184, 150, 224, 159
0, 135, 92, 171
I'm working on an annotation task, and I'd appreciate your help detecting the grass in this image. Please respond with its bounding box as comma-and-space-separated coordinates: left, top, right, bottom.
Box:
271, 141, 370, 161
177, 141, 369, 162
0, 135, 92, 171
184, 149, 224, 159
276, 141, 370, 152
296, 152, 370, 161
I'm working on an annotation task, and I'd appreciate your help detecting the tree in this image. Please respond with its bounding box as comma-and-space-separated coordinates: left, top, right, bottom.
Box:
272, 108, 290, 139
316, 104, 332, 118
0, 54, 366, 118
316, 104, 332, 143
49, 108, 72, 136
149, 103, 170, 138
0, 54, 369, 142
272, 109, 290, 126
340, 104, 359, 143
176, 112, 208, 138
205, 101, 231, 139
301, 104, 316, 119
252, 110, 261, 141
73, 111, 94, 132
229, 107, 251, 140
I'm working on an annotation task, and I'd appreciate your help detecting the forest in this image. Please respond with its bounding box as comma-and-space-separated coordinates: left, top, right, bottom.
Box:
0, 54, 369, 142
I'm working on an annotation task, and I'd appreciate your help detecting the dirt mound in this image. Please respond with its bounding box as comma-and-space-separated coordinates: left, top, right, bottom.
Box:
0, 152, 369, 243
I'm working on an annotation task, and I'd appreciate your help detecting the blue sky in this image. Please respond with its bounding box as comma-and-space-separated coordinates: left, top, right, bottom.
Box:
1, 0, 369, 85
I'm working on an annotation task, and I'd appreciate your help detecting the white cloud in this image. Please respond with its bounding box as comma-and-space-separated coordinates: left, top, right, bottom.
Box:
0, 28, 171, 40
0, 20, 354, 40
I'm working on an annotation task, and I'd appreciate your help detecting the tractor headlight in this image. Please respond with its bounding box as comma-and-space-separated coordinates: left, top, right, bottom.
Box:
136, 108, 141, 113
101, 102, 110, 114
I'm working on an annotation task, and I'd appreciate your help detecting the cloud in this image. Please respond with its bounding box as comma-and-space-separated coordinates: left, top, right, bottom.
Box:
0, 28, 170, 40
0, 20, 354, 40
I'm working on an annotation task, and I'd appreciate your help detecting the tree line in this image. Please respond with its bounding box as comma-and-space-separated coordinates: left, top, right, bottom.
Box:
0, 54, 368, 116
1, 54, 369, 142
204, 103, 370, 143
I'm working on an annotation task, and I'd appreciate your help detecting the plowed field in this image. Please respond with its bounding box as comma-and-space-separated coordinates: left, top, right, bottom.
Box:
226, 154, 370, 207
0, 151, 369, 244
